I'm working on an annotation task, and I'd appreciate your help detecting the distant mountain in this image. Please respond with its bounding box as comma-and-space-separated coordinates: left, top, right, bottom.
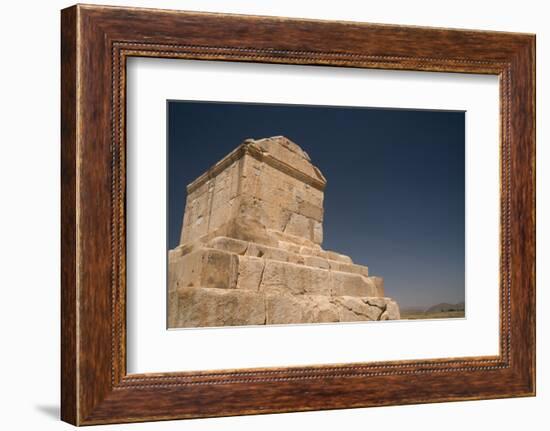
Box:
426, 302, 465, 313
399, 306, 426, 313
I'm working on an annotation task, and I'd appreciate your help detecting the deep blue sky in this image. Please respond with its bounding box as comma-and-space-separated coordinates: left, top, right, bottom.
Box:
168, 101, 465, 309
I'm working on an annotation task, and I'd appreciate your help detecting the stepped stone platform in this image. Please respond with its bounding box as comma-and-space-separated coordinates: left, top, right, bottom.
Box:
168, 136, 400, 328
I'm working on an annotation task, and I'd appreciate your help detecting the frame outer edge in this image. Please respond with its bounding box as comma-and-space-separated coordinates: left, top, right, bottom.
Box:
502, 35, 536, 396
520, 34, 536, 395
61, 5, 79, 426
61, 4, 536, 424
531, 35, 536, 396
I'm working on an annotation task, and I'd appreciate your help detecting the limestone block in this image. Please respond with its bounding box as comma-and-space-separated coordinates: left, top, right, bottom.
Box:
210, 172, 231, 214
329, 271, 379, 297
331, 296, 384, 321
236, 255, 265, 291
256, 199, 289, 232
167, 289, 179, 327
265, 293, 302, 324
296, 185, 324, 209
379, 299, 401, 320
304, 255, 330, 270
277, 241, 302, 254
169, 248, 238, 291
180, 191, 210, 244
287, 253, 306, 265
207, 196, 237, 232
364, 297, 388, 309
270, 231, 316, 248
168, 254, 187, 294
253, 137, 322, 182
172, 287, 266, 328
207, 236, 249, 255
223, 200, 276, 247
259, 260, 331, 296
228, 160, 241, 200
266, 294, 339, 325
327, 260, 368, 277
324, 250, 353, 264
254, 136, 311, 162
312, 220, 323, 244
369, 276, 384, 297
284, 212, 313, 240
235, 192, 290, 233
168, 243, 196, 262
187, 179, 209, 203
296, 200, 324, 221
245, 242, 289, 262
299, 245, 315, 256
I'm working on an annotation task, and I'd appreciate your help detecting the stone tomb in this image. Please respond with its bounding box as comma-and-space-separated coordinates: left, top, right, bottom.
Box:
168, 136, 400, 328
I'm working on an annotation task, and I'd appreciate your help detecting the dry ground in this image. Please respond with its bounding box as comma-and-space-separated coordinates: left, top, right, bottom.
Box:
399, 310, 465, 320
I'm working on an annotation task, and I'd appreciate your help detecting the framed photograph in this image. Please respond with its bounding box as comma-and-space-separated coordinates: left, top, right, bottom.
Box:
61, 4, 536, 425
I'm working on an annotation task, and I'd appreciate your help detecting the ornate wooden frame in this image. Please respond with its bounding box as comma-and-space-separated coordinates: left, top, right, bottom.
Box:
61, 4, 536, 425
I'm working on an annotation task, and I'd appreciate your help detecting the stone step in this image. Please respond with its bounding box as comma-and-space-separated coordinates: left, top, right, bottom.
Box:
168, 287, 399, 328
185, 236, 368, 274
170, 236, 361, 269
168, 248, 383, 298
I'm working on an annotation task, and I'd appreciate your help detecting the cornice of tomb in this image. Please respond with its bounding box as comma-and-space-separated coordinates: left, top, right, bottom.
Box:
186, 137, 327, 194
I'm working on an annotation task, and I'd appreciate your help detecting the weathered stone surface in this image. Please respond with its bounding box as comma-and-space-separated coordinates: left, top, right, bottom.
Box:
170, 287, 266, 328
236, 255, 265, 291
266, 294, 339, 325
329, 271, 380, 297
253, 136, 324, 183
331, 296, 384, 321
168, 288, 400, 328
327, 260, 369, 277
207, 236, 248, 255
259, 260, 331, 296
312, 220, 323, 244
168, 136, 400, 328
278, 241, 301, 254
379, 299, 401, 320
369, 276, 385, 297
304, 255, 330, 270
245, 242, 289, 262
168, 248, 238, 291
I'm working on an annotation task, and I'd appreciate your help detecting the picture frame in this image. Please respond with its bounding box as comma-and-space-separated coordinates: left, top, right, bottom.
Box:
60, 4, 535, 425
